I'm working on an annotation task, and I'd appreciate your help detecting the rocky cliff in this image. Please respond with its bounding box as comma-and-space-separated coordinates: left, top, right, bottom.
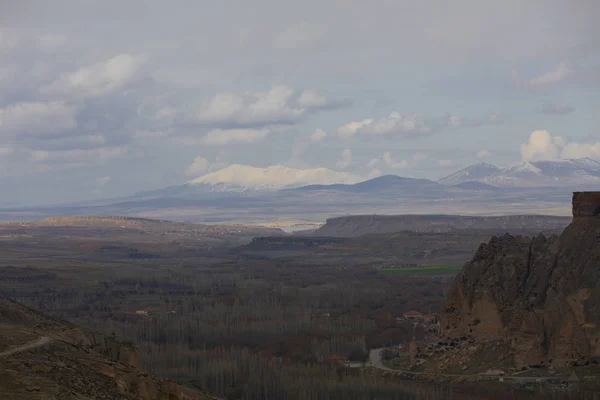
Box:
0, 298, 215, 399
441, 192, 600, 369
313, 214, 571, 237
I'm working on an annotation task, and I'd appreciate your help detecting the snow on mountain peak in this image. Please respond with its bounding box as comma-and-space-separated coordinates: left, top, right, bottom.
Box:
441, 158, 600, 187
188, 164, 364, 191
438, 163, 501, 185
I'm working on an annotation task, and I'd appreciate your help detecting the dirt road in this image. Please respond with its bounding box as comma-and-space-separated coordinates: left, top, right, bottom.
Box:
0, 336, 51, 358
367, 348, 567, 383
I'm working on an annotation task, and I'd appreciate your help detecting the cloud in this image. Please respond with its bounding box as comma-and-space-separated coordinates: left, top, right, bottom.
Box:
383, 152, 408, 169
185, 156, 210, 177
41, 54, 146, 99
367, 158, 380, 169
514, 62, 572, 90
383, 151, 428, 169
520, 130, 600, 161
476, 149, 492, 159
541, 102, 574, 115
200, 128, 269, 145
337, 111, 500, 139
561, 142, 600, 160
29, 146, 128, 164
95, 176, 110, 186
336, 148, 353, 169
437, 159, 455, 167
310, 128, 327, 143
337, 119, 373, 139
0, 101, 77, 136
196, 85, 342, 128
520, 130, 563, 161
367, 168, 382, 178
445, 113, 502, 128
0, 147, 13, 157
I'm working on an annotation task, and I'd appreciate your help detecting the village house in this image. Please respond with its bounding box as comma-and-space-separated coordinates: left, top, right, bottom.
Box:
423, 314, 439, 324
327, 355, 350, 367
135, 307, 153, 317
403, 310, 423, 320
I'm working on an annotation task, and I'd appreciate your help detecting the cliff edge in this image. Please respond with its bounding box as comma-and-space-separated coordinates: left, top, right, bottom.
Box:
441, 192, 600, 369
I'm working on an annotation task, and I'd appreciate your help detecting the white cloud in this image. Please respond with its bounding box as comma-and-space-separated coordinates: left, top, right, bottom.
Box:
476, 149, 492, 159
514, 62, 572, 90
29, 146, 128, 164
95, 176, 111, 186
336, 148, 353, 169
360, 113, 435, 137
520, 130, 563, 161
185, 156, 210, 176
541, 102, 574, 115
41, 54, 146, 99
0, 147, 14, 157
297, 90, 328, 109
337, 111, 500, 140
310, 128, 327, 142
367, 158, 380, 169
367, 168, 382, 178
383, 152, 408, 169
200, 128, 269, 146
196, 85, 339, 127
383, 151, 428, 169
337, 119, 373, 139
561, 142, 600, 160
437, 159, 455, 167
0, 101, 77, 136
520, 130, 600, 161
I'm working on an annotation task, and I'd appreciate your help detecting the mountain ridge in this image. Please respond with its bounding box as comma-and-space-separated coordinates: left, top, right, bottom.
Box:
439, 158, 600, 187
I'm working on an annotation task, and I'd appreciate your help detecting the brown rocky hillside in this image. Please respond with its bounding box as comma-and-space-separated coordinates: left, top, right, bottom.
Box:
0, 297, 216, 399
441, 191, 600, 370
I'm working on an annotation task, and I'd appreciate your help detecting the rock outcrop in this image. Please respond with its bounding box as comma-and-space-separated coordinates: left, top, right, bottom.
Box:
441, 192, 600, 369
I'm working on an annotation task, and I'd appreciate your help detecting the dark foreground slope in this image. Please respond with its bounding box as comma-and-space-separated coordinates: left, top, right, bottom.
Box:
441, 192, 600, 369
0, 298, 213, 400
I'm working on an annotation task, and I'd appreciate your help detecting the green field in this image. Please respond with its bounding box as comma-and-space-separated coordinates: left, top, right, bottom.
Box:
378, 265, 462, 275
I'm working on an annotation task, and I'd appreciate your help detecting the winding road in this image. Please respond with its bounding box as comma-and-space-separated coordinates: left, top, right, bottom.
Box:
366, 348, 569, 383
0, 336, 51, 358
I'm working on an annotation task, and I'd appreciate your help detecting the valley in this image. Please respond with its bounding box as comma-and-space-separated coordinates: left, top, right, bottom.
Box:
0, 204, 598, 399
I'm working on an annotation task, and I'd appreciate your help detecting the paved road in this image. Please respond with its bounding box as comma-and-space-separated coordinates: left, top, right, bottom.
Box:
367, 348, 568, 383
0, 336, 51, 358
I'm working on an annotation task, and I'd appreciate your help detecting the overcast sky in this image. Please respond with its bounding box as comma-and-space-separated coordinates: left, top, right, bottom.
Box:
1, 0, 599, 205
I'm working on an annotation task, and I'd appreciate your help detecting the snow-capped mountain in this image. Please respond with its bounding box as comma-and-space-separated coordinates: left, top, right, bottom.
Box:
439, 158, 600, 188
438, 163, 501, 185
187, 164, 364, 192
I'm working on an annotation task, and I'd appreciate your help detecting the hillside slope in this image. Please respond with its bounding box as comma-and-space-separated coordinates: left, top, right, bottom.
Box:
441, 192, 600, 369
0, 298, 215, 399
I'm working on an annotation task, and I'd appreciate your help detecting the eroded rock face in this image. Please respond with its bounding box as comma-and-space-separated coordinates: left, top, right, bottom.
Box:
441, 192, 600, 369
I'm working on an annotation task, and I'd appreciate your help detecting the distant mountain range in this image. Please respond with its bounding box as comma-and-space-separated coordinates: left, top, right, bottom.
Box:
142, 158, 600, 200
2, 159, 596, 224
439, 158, 600, 188
135, 165, 364, 198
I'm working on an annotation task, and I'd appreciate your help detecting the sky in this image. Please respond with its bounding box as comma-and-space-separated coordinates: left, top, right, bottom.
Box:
0, 0, 599, 205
